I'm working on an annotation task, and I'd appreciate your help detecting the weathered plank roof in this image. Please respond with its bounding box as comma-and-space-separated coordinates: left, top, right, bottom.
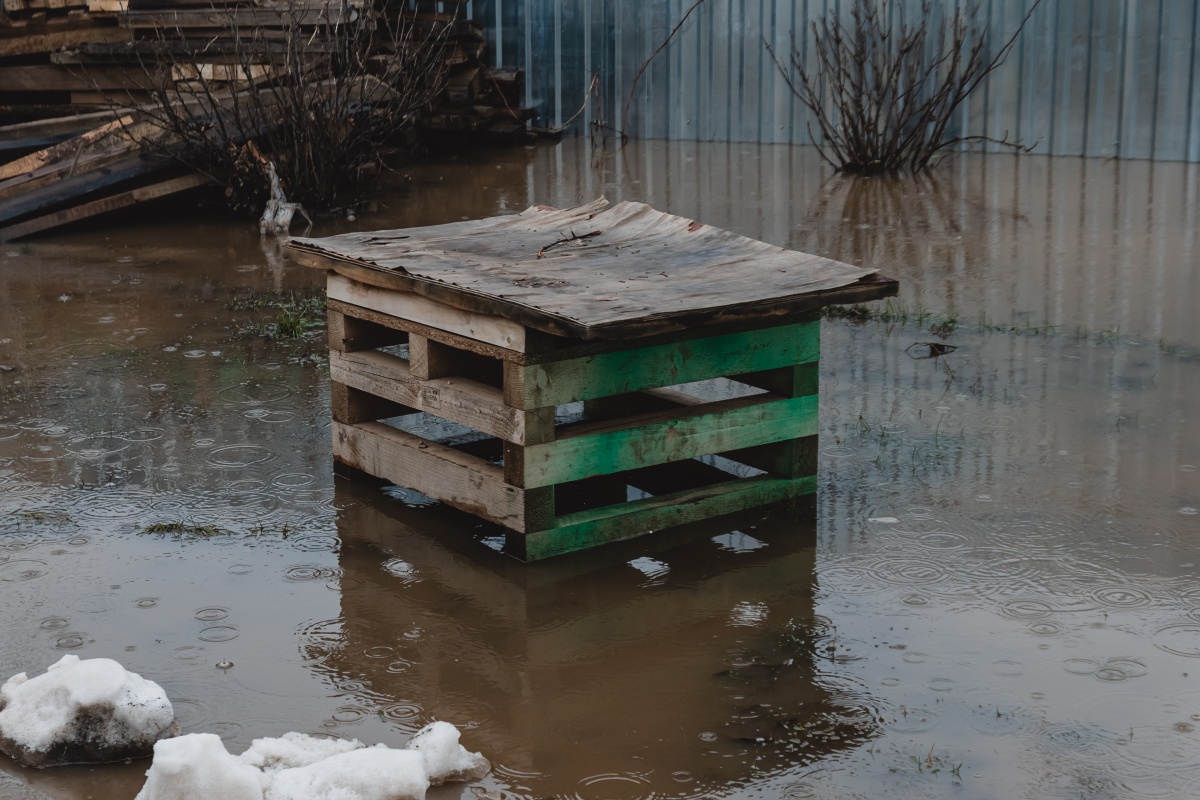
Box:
288, 198, 897, 340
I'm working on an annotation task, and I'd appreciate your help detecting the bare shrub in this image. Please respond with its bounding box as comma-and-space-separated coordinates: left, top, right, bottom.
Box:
770, 0, 1043, 174
96, 0, 449, 213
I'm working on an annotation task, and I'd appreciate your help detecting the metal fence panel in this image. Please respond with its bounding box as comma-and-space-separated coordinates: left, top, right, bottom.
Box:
472, 0, 1200, 161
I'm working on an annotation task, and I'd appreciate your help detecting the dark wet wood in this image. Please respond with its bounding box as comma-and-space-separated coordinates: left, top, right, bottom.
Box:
0, 171, 206, 241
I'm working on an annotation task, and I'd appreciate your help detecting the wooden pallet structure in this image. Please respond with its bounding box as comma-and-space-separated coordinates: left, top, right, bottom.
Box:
288, 199, 898, 561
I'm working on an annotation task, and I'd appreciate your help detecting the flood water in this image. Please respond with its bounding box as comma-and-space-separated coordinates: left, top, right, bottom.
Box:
1, 139, 1199, 799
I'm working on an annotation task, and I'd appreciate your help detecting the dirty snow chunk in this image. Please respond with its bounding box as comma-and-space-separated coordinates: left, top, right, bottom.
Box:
404, 722, 490, 786
135, 734, 262, 800
264, 746, 428, 800
0, 655, 177, 767
240, 731, 363, 772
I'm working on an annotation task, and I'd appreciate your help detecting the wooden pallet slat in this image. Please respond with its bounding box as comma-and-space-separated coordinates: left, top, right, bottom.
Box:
521, 475, 815, 561
506, 318, 819, 408
333, 420, 526, 530
519, 393, 819, 489
326, 273, 527, 352
329, 348, 526, 444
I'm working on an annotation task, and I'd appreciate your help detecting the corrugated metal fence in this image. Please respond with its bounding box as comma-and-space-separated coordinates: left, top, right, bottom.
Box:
465, 0, 1200, 161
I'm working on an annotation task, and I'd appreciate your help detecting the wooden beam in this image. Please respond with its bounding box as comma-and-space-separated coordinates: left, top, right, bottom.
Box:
326, 298, 524, 363
0, 65, 149, 92
329, 348, 526, 444
0, 154, 166, 225
0, 143, 143, 202
326, 273, 526, 353
119, 6, 358, 27
517, 393, 818, 489
0, 115, 133, 182
332, 421, 525, 530
0, 25, 129, 60
506, 320, 819, 408
0, 109, 124, 146
521, 475, 815, 561
0, 172, 207, 242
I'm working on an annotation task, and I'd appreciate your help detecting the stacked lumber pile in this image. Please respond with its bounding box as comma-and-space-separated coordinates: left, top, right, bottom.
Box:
0, 0, 533, 240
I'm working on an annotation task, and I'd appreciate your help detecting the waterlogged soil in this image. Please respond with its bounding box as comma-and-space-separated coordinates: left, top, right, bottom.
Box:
0, 141, 1198, 799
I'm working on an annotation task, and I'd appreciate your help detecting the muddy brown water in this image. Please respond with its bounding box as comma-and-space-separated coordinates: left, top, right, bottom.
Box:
1, 140, 1199, 799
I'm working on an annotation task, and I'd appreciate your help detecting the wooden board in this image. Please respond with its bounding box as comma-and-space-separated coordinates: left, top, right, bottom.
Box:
329, 348, 526, 444
0, 19, 128, 59
288, 198, 898, 340
506, 319, 818, 408
326, 273, 526, 352
119, 6, 358, 27
521, 474, 814, 561
517, 393, 818, 489
0, 114, 132, 181
333, 420, 525, 529
327, 297, 526, 363
0, 172, 206, 241
0, 154, 168, 226
0, 65, 148, 92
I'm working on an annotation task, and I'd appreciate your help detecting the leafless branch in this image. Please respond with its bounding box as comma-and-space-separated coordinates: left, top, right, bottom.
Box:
768, 0, 1043, 173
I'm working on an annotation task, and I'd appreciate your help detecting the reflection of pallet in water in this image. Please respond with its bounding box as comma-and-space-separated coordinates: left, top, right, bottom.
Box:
324, 489, 872, 790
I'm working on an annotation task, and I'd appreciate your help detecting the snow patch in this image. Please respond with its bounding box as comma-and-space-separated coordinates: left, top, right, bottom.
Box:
264, 746, 429, 800
135, 728, 489, 800
404, 721, 490, 786
134, 734, 262, 800
240, 731, 363, 772
0, 655, 177, 767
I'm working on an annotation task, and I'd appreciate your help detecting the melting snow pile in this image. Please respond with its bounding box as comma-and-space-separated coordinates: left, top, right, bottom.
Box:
0, 656, 490, 798
135, 724, 490, 800
0, 655, 178, 767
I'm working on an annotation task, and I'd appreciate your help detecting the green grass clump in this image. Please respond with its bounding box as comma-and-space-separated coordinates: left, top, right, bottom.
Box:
231, 289, 327, 340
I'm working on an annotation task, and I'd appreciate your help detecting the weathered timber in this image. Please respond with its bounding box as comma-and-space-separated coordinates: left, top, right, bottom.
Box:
521, 475, 815, 561
333, 420, 525, 529
288, 199, 898, 340
0, 109, 126, 155
327, 298, 525, 363
0, 172, 206, 241
0, 65, 150, 92
119, 6, 358, 27
327, 273, 527, 352
0, 154, 170, 226
517, 393, 818, 489
0, 143, 146, 202
0, 114, 133, 182
0, 19, 128, 59
504, 320, 818, 408
329, 348, 526, 444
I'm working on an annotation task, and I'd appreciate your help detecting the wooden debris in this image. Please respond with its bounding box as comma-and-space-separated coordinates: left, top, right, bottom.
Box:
0, 1, 533, 240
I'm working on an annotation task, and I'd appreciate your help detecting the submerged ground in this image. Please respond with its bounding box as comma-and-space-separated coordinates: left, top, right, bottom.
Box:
0, 140, 1198, 799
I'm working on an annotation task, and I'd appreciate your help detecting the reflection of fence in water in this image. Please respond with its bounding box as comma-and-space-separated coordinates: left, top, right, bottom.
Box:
313, 482, 877, 794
